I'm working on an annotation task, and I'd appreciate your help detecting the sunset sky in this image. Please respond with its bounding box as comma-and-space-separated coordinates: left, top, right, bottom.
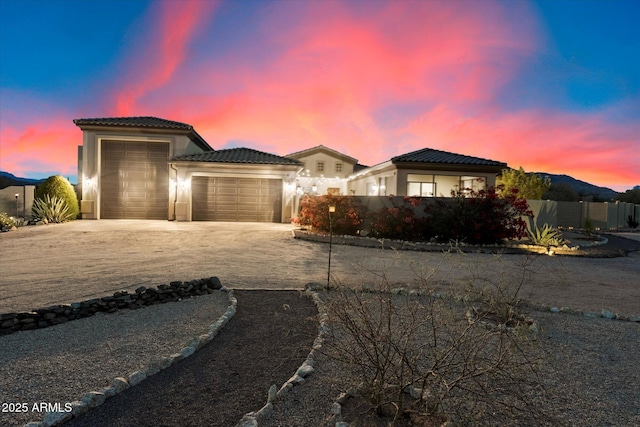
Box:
1, 0, 638, 191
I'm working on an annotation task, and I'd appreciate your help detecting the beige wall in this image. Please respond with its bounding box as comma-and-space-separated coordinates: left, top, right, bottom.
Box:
78, 128, 204, 219
292, 150, 357, 196
0, 186, 36, 219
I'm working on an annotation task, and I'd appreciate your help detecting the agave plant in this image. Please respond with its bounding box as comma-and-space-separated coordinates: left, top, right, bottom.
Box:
527, 224, 563, 247
32, 194, 73, 223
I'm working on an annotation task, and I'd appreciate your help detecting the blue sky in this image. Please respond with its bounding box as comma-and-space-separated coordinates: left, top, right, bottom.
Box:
0, 0, 638, 191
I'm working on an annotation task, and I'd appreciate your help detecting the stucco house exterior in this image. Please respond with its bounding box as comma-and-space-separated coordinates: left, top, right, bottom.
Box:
347, 147, 507, 197
75, 117, 301, 222
286, 145, 365, 196
75, 116, 508, 222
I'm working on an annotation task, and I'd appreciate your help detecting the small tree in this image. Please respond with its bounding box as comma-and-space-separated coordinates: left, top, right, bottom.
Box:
34, 175, 79, 220
497, 167, 551, 200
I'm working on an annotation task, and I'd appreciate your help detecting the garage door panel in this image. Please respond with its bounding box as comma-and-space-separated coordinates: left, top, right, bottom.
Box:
100, 141, 169, 219
192, 176, 282, 222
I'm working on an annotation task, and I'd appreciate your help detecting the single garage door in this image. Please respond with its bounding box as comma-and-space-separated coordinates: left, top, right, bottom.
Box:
100, 141, 170, 219
192, 176, 282, 222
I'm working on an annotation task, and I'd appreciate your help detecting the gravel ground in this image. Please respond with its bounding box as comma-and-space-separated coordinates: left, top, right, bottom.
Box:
260, 306, 640, 427
1, 222, 639, 426
0, 292, 229, 427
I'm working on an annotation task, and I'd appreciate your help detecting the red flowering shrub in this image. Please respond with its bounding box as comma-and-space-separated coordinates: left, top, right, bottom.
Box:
294, 194, 366, 235
431, 186, 533, 244
370, 196, 428, 240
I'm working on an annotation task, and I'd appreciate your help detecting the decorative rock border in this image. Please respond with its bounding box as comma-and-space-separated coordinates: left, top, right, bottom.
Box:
292, 229, 620, 257
1, 277, 225, 336
22, 285, 238, 427
234, 282, 329, 427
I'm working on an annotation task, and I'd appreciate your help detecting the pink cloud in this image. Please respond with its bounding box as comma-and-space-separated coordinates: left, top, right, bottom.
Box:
111, 0, 221, 116
0, 119, 79, 178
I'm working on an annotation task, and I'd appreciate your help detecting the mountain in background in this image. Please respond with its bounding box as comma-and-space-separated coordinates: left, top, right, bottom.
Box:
535, 172, 619, 201
0, 171, 46, 189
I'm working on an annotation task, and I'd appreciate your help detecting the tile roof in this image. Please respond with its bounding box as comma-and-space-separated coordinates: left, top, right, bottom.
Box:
391, 147, 507, 167
73, 116, 213, 151
286, 145, 358, 164
173, 148, 303, 166
73, 116, 194, 130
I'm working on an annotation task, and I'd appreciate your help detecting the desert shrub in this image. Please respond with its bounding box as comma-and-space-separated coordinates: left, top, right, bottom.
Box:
0, 212, 16, 228
583, 217, 594, 237
34, 175, 79, 220
369, 196, 429, 240
527, 224, 564, 247
322, 254, 557, 426
626, 215, 639, 229
32, 195, 74, 223
294, 194, 366, 235
431, 186, 533, 245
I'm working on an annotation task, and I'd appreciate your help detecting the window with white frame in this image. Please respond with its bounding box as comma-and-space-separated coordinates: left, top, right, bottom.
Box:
335, 162, 343, 173
316, 161, 324, 173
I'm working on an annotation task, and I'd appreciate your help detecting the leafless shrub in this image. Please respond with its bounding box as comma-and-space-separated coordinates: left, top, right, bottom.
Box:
321, 251, 560, 426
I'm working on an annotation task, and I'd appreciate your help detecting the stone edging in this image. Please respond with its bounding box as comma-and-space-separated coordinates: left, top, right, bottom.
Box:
23, 287, 238, 427
235, 282, 329, 427
292, 229, 610, 256
2, 278, 226, 336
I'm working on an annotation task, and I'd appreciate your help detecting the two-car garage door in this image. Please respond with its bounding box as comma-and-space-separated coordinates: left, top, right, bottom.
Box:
192, 176, 282, 222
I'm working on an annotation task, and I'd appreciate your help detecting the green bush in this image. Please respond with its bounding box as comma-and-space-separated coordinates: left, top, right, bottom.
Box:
32, 195, 74, 223
0, 212, 16, 228
34, 175, 79, 220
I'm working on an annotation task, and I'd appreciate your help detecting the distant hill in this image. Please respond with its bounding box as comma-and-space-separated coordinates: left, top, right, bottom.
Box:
535, 172, 619, 201
0, 171, 46, 189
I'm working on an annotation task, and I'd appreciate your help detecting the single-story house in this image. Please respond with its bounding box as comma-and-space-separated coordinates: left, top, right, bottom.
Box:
75, 116, 508, 222
347, 148, 507, 197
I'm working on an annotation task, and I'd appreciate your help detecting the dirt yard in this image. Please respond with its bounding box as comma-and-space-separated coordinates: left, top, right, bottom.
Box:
1, 220, 639, 316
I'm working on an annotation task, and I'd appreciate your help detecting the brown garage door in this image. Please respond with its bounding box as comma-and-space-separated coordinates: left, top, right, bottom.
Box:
192, 176, 282, 222
100, 141, 169, 219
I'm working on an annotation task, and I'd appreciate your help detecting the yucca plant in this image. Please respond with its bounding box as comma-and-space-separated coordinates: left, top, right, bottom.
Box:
32, 195, 73, 223
527, 224, 563, 247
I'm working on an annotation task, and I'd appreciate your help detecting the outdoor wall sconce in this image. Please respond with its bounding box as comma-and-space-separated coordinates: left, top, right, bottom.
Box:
84, 176, 95, 188
296, 185, 304, 196
311, 183, 318, 194
14, 193, 19, 218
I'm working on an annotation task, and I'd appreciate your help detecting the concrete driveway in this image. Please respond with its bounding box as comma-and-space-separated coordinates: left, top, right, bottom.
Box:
1, 220, 639, 316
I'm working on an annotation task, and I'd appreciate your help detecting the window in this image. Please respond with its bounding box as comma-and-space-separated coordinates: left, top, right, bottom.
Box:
316, 161, 324, 173
407, 182, 434, 197
335, 162, 343, 173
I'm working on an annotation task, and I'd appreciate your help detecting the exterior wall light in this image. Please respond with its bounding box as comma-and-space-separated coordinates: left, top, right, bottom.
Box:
311, 183, 318, 194
296, 185, 304, 196
15, 193, 19, 218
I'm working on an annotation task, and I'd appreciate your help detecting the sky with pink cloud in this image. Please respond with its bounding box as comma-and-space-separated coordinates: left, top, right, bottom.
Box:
1, 0, 638, 191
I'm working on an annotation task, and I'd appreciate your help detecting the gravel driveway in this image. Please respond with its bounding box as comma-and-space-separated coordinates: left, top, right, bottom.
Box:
1, 220, 639, 316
